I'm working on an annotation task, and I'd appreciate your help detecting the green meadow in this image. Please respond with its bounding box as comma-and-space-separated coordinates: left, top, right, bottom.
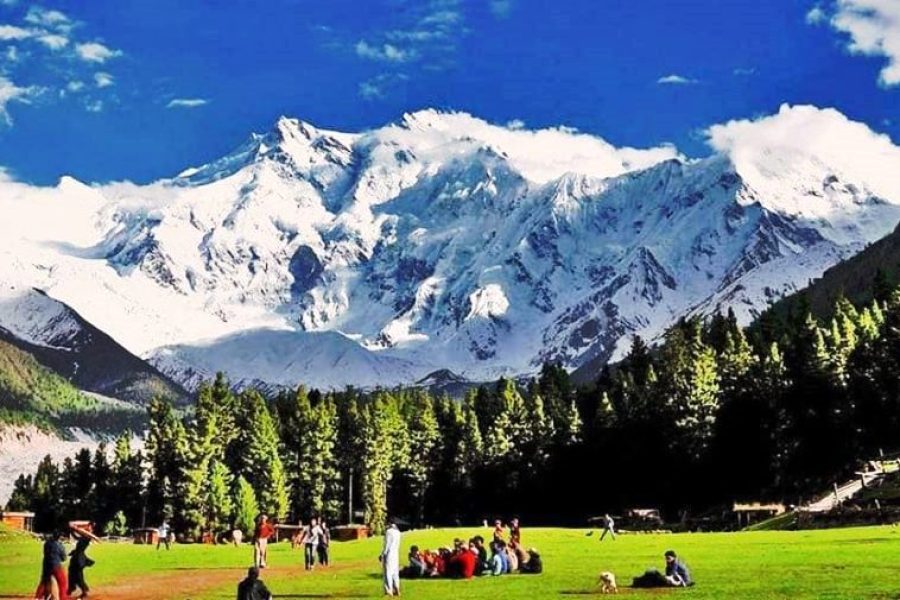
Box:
3, 525, 900, 599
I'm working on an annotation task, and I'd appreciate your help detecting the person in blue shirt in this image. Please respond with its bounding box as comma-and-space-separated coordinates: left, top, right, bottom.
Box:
664, 550, 693, 587
489, 542, 505, 576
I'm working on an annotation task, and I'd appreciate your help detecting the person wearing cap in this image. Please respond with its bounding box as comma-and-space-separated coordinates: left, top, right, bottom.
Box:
379, 519, 401, 596
664, 550, 693, 587
237, 566, 272, 600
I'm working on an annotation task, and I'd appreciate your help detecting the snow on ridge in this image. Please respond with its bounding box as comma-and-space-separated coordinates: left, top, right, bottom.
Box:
0, 105, 899, 389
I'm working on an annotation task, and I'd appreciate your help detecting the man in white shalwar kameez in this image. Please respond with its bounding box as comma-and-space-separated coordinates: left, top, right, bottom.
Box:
379, 519, 401, 596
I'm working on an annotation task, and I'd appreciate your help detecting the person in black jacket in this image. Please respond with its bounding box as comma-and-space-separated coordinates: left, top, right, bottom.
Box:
34, 531, 68, 600
68, 536, 95, 598
237, 566, 272, 600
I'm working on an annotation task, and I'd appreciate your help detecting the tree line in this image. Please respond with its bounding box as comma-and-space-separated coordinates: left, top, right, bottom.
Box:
8, 285, 900, 534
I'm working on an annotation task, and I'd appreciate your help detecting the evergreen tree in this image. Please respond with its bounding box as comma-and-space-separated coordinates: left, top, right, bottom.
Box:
6, 474, 33, 512
232, 475, 259, 535
399, 391, 441, 526
205, 459, 234, 532
231, 390, 289, 518
105, 510, 129, 536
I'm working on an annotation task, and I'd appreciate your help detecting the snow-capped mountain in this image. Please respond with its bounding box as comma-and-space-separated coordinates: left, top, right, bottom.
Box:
1, 104, 899, 390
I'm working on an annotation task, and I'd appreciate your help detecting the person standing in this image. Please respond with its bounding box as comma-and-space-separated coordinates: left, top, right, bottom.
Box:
254, 514, 275, 569
317, 520, 331, 567
236, 566, 272, 600
300, 517, 323, 571
67, 536, 94, 599
34, 531, 69, 600
508, 518, 521, 546
379, 519, 401, 596
157, 520, 171, 550
600, 513, 616, 541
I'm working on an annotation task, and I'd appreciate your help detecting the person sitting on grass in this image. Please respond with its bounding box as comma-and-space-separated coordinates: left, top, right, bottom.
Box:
237, 566, 272, 600
471, 536, 489, 575
489, 542, 505, 576
67, 536, 95, 599
505, 542, 519, 573
519, 548, 543, 574
448, 541, 477, 579
400, 545, 426, 578
664, 550, 693, 587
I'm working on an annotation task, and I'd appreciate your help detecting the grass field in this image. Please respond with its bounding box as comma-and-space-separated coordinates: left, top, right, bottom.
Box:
2, 525, 900, 599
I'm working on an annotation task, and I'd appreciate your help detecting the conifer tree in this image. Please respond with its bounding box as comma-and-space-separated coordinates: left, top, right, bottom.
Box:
232, 475, 259, 535
205, 459, 234, 532
231, 390, 289, 518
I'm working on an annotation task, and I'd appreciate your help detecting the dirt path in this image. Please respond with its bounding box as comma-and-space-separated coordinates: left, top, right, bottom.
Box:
2, 560, 368, 600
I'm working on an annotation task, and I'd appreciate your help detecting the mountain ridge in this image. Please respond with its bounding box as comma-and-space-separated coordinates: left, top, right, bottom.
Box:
1, 104, 899, 390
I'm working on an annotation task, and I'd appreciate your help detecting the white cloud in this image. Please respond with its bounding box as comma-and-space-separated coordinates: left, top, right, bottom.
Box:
93, 72, 113, 88
355, 40, 415, 62
37, 33, 68, 50
0, 24, 31, 40
825, 0, 900, 87
359, 73, 408, 100
806, 5, 828, 24
5, 46, 19, 62
489, 0, 514, 18
0, 75, 34, 124
733, 67, 757, 76
85, 99, 103, 112
706, 103, 900, 208
506, 119, 525, 130
657, 74, 699, 85
24, 7, 71, 31
66, 80, 84, 92
75, 41, 122, 63
167, 98, 208, 108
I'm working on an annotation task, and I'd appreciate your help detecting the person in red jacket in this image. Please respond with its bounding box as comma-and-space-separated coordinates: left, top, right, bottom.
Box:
253, 515, 275, 569
450, 543, 477, 579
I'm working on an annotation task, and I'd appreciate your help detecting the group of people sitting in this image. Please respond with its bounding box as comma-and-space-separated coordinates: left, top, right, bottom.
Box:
400, 518, 542, 580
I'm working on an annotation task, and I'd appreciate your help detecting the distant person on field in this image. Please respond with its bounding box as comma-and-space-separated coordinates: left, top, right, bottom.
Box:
379, 519, 401, 596
253, 514, 275, 569
317, 519, 331, 566
232, 526, 243, 547
471, 536, 489, 574
600, 513, 616, 541
520, 548, 543, 574
236, 566, 272, 600
509, 517, 521, 545
664, 550, 693, 587
300, 517, 323, 571
34, 530, 69, 600
157, 520, 171, 550
400, 545, 426, 578
492, 519, 505, 543
489, 542, 504, 576
67, 535, 95, 599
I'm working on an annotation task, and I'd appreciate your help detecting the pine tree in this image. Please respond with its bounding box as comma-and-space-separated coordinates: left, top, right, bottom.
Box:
231, 390, 289, 518
6, 474, 33, 511
105, 510, 129, 537
400, 391, 441, 526
145, 397, 189, 524
232, 475, 259, 535
205, 459, 234, 532
111, 433, 144, 528
360, 393, 407, 534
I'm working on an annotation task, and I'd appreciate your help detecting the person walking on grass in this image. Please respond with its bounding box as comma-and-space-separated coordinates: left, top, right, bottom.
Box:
300, 517, 324, 571
600, 513, 616, 541
156, 520, 171, 550
379, 519, 401, 596
34, 530, 69, 600
237, 566, 272, 600
254, 514, 275, 569
67, 536, 94, 599
317, 519, 331, 567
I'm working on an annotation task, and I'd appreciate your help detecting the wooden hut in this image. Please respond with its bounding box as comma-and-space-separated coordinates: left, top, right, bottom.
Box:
0, 511, 35, 532
133, 527, 160, 545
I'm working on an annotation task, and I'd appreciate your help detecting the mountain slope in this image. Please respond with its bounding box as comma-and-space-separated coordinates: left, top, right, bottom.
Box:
763, 222, 900, 321
0, 287, 188, 404
1, 104, 899, 389
0, 338, 144, 434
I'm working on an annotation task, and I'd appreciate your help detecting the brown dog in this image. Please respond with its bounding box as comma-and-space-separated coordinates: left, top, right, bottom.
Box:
598, 571, 618, 594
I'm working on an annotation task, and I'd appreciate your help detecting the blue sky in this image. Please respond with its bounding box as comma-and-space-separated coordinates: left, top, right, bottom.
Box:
0, 0, 897, 185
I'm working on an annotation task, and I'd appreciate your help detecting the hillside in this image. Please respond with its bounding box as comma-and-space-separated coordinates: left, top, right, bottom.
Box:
763, 223, 900, 322
0, 338, 144, 435
0, 288, 187, 405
